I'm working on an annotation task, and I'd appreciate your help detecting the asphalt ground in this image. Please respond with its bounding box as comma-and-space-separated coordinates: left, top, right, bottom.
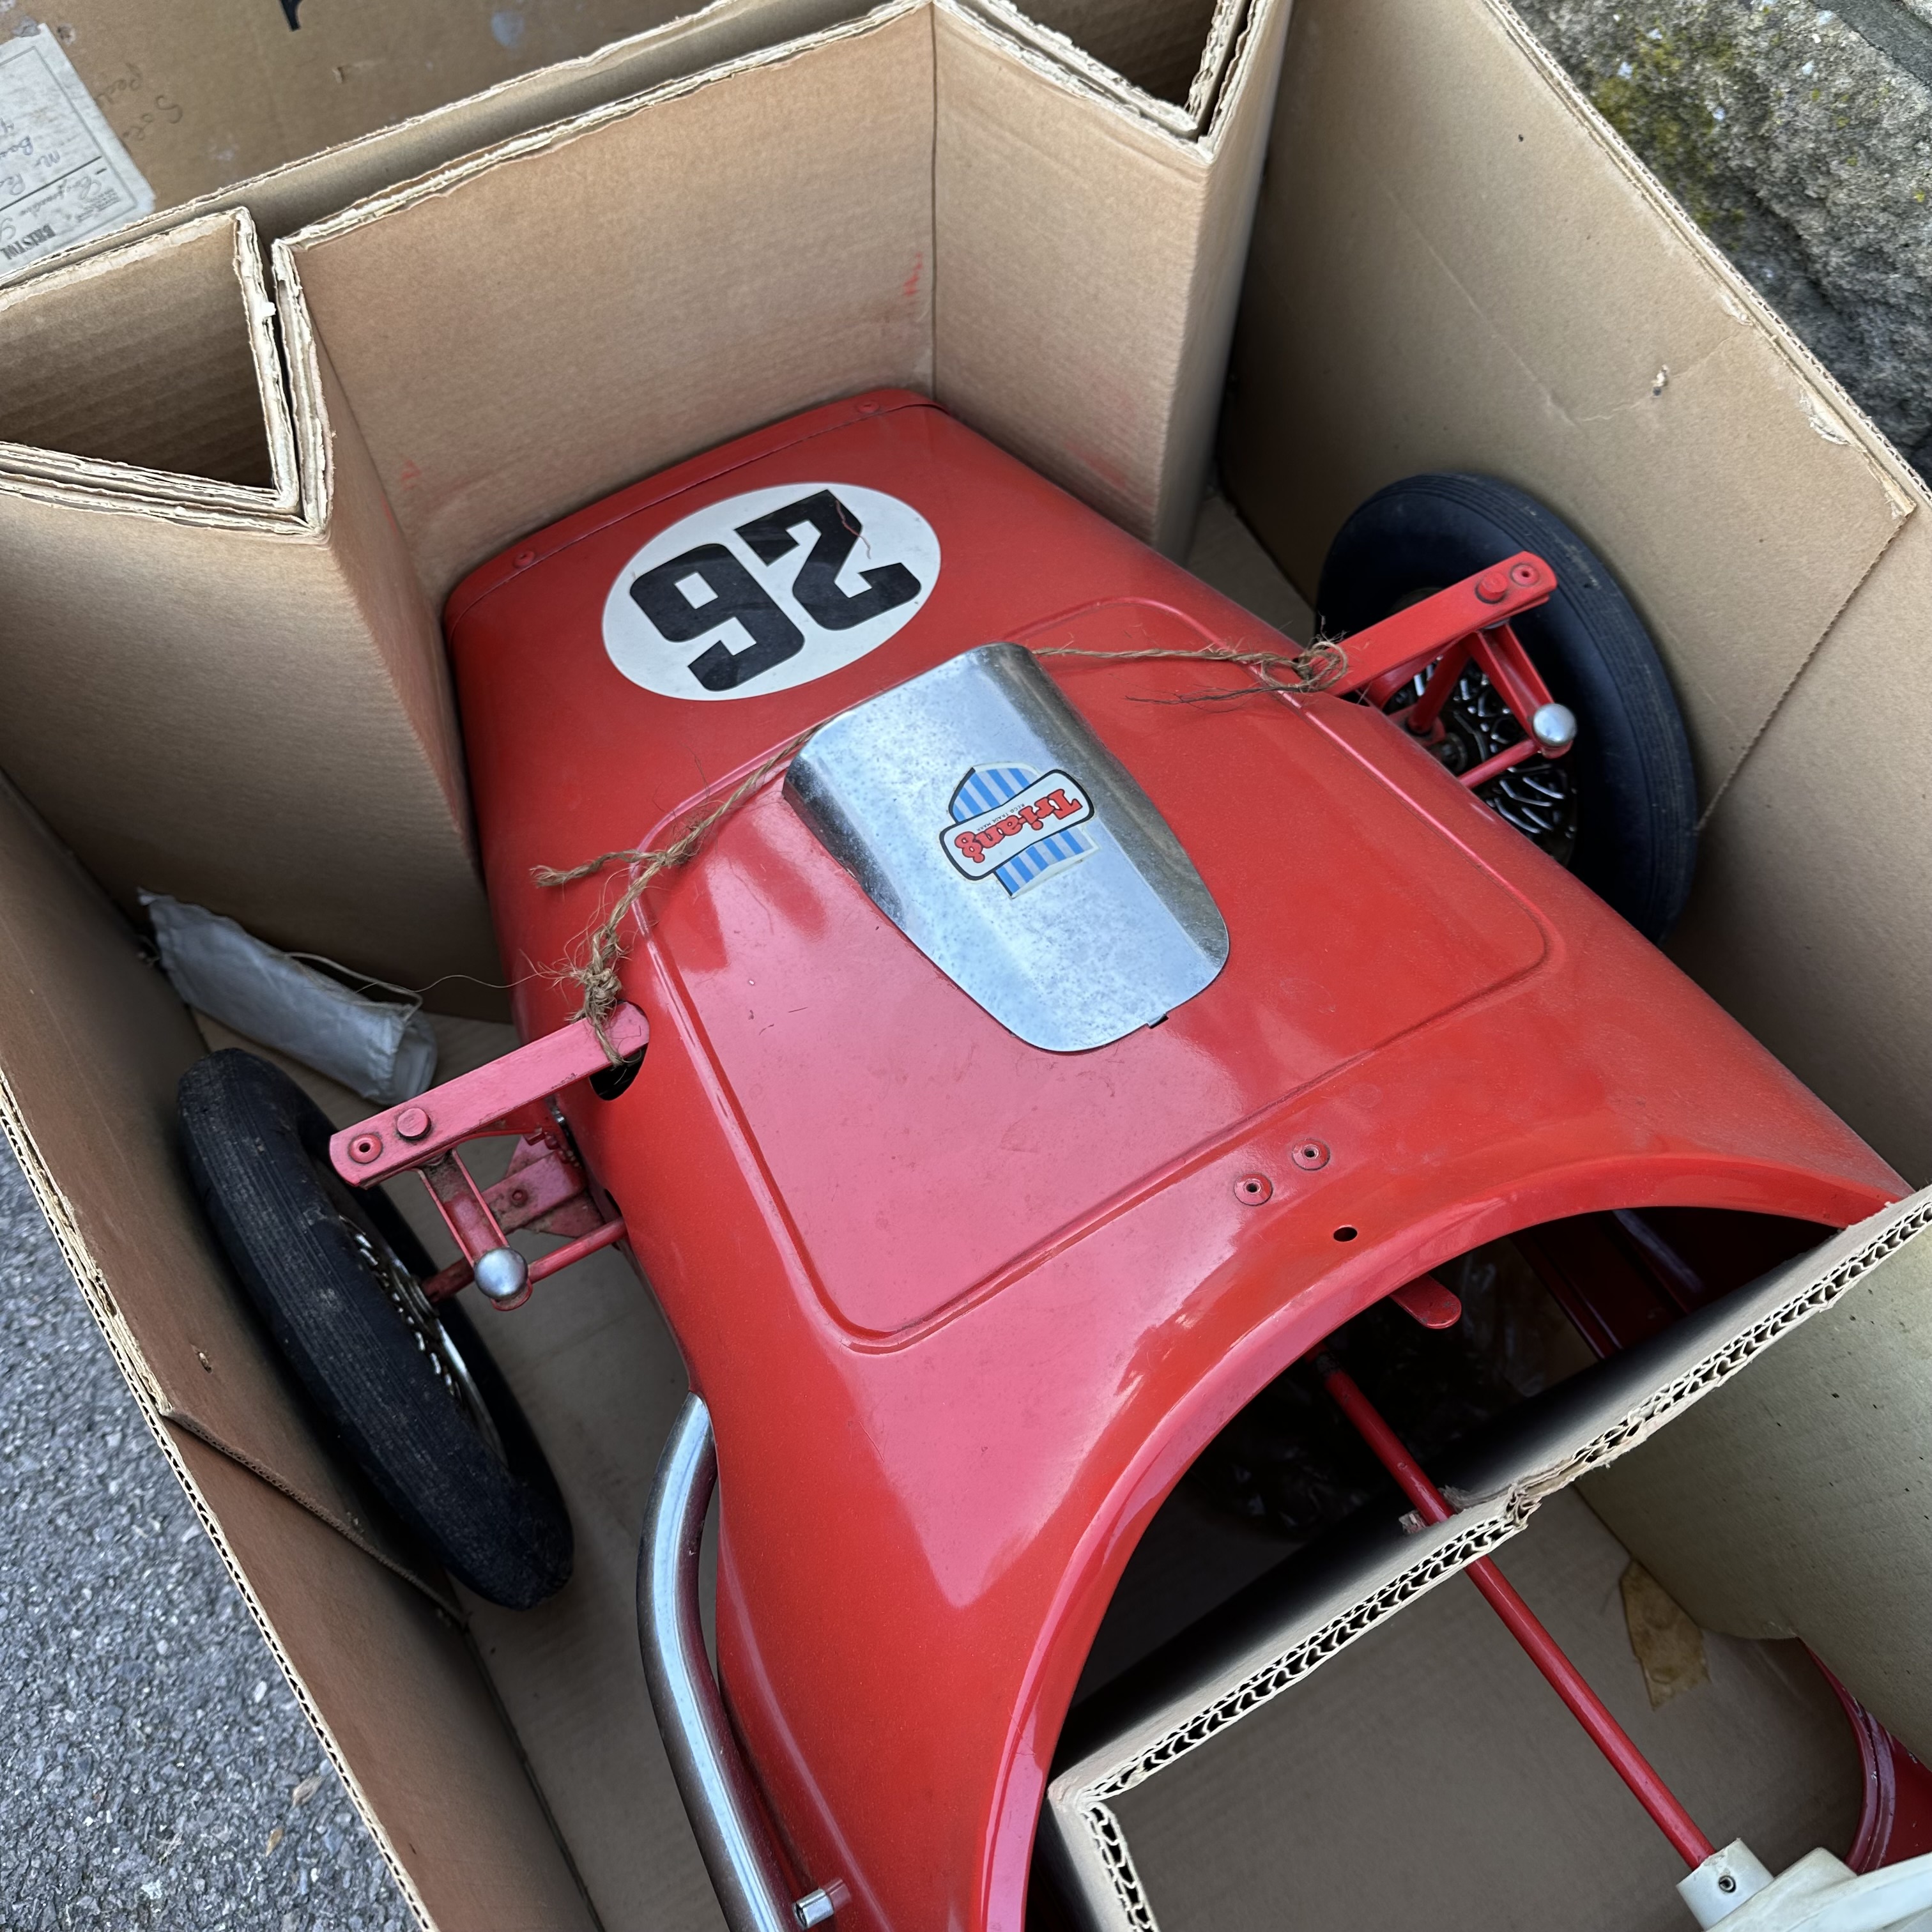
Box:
0, 1144, 411, 1931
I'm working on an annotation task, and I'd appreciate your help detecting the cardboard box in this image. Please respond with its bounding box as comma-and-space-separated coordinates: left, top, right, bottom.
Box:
0, 0, 1928, 1923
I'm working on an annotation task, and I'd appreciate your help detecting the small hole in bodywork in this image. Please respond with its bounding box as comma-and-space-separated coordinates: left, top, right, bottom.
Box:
590, 1050, 645, 1101
1333, 1225, 1358, 1241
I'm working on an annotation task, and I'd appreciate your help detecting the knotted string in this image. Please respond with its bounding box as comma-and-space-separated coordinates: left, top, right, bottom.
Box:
532, 733, 808, 1057
535, 638, 1346, 1046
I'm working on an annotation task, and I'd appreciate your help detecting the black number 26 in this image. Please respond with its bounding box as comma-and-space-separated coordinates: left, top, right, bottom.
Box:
627, 489, 922, 693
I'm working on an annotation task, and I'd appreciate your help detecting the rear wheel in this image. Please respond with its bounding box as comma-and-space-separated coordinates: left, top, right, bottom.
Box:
178, 1048, 572, 1608
1317, 473, 1697, 940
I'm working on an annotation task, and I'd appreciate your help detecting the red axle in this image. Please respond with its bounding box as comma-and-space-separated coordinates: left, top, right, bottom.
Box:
1316, 1356, 1718, 1870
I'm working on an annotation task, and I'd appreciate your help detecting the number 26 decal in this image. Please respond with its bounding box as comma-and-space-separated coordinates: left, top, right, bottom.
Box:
602, 483, 940, 700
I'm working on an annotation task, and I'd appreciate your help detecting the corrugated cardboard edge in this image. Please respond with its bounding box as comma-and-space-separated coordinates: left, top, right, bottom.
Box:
17, 0, 862, 273
1486, 0, 1920, 517
936, 0, 1205, 157
0, 1062, 459, 1613
1048, 1186, 1932, 1932
0, 208, 301, 520
278, 0, 926, 252
932, 0, 1284, 549
958, 0, 1247, 136
1186, 0, 1254, 127
0, 1075, 441, 1928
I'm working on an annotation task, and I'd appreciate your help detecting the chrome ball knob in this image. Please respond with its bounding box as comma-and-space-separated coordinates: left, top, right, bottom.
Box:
1531, 702, 1577, 753
472, 1246, 531, 1307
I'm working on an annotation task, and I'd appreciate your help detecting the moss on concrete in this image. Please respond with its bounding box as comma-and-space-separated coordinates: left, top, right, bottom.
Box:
1511, 0, 1932, 472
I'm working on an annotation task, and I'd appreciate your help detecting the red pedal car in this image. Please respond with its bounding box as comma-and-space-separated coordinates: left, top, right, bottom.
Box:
179, 392, 1915, 1932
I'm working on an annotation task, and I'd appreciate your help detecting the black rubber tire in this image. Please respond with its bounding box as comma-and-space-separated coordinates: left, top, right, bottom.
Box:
1316, 473, 1697, 940
177, 1049, 572, 1609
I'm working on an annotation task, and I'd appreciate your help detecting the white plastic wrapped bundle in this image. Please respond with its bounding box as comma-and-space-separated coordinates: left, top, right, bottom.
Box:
143, 893, 436, 1106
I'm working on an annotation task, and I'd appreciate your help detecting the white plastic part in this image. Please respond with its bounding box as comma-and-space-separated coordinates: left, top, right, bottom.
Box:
1682, 1842, 1777, 1926
143, 893, 436, 1105
1680, 1845, 1932, 1931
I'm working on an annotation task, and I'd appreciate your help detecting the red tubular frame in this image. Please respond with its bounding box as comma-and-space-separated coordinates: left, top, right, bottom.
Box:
1317, 1358, 1718, 1870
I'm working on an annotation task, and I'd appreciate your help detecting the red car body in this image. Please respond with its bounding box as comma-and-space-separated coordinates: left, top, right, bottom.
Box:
443, 390, 1901, 1932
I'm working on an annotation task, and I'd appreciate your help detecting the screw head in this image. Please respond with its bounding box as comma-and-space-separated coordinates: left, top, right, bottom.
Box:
1234, 1174, 1273, 1204
347, 1132, 383, 1165
1474, 569, 1510, 604
1291, 1139, 1331, 1171
472, 1247, 531, 1307
1531, 702, 1577, 752
394, 1106, 431, 1142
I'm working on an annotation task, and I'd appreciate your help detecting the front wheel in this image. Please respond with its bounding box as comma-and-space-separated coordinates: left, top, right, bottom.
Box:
1317, 473, 1698, 941
178, 1049, 573, 1609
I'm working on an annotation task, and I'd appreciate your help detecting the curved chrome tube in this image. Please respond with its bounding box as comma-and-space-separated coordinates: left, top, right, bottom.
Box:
640, 1394, 839, 1932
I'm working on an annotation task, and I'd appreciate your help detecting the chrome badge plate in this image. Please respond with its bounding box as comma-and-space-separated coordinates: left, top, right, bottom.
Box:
784, 644, 1229, 1052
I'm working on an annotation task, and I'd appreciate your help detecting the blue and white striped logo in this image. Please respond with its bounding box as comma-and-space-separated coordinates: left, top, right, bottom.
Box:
944, 764, 1096, 896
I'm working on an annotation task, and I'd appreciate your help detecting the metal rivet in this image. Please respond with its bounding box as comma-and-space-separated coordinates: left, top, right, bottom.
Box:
348, 1133, 383, 1165
1235, 1174, 1273, 1204
395, 1106, 431, 1142
1291, 1139, 1331, 1172
1531, 702, 1577, 752
1718, 1876, 1737, 1894
1474, 569, 1510, 604
473, 1247, 530, 1306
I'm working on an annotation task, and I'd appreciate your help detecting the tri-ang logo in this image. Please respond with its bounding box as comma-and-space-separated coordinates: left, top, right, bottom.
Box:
942, 765, 1096, 894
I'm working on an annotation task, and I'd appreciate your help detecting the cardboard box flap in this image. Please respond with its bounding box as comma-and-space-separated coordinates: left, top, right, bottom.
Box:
278, 0, 937, 602
1102, 1490, 1860, 1932
1220, 0, 1915, 806
0, 208, 297, 516
933, 0, 1287, 551
1583, 1215, 1932, 1760
0, 395, 497, 1000
1668, 505, 1932, 1187
963, 0, 1247, 136
1046, 1188, 1932, 1932
29, 0, 871, 285
170, 1428, 596, 1932
0, 772, 452, 1603
46, 0, 754, 220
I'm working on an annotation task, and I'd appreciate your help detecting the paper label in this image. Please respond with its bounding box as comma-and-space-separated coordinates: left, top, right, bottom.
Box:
0, 26, 154, 279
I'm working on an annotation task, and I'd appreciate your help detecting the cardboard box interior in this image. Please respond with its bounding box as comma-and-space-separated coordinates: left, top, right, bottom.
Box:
1043, 1196, 1932, 1931
0, 0, 1286, 1010
0, 0, 1928, 1923
1112, 1490, 1863, 1932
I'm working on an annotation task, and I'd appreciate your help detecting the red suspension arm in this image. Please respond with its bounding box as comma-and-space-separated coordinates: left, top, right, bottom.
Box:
1317, 1356, 1717, 1869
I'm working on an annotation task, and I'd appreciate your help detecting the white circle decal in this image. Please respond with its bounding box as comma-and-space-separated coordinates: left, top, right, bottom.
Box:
602, 482, 940, 702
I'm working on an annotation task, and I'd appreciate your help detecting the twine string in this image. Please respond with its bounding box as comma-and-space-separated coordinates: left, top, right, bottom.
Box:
535, 639, 1346, 1045
1033, 637, 1347, 703
533, 733, 808, 1057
